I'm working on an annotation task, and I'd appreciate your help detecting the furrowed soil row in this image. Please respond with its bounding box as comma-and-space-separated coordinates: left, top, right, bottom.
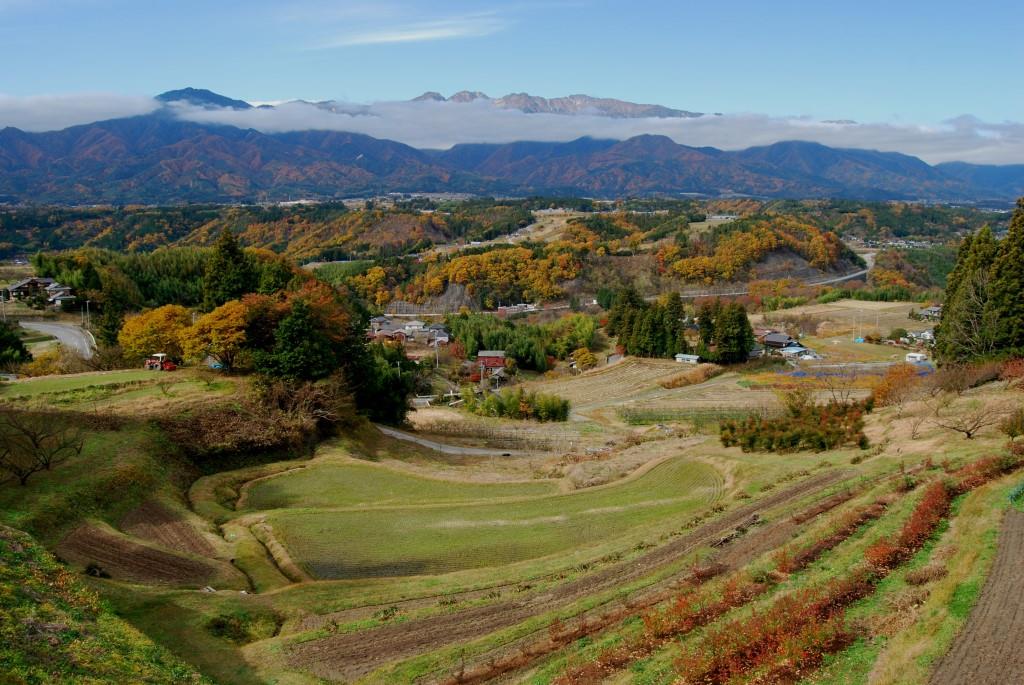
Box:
119, 498, 216, 557
285, 470, 849, 682
56, 522, 226, 586
929, 509, 1024, 685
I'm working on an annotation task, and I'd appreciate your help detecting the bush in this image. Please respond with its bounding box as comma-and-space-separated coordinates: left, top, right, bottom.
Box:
462, 387, 570, 422
720, 396, 869, 453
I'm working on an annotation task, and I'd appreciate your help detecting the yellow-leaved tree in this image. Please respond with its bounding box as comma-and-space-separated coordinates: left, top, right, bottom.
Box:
179, 300, 248, 371
118, 304, 190, 361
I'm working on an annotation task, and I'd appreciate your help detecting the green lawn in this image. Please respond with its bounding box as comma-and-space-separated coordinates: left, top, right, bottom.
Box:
0, 369, 156, 397
264, 457, 723, 579
243, 459, 559, 511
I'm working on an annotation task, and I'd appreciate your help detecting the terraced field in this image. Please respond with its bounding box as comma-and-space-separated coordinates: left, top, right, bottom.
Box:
525, 358, 685, 410
242, 459, 559, 510
259, 457, 724, 579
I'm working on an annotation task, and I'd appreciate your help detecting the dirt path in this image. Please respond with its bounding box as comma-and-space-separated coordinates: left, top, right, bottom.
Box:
375, 424, 528, 456
287, 470, 849, 682
929, 509, 1024, 685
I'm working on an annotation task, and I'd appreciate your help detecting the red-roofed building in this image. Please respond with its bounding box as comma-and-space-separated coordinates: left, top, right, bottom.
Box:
477, 350, 506, 369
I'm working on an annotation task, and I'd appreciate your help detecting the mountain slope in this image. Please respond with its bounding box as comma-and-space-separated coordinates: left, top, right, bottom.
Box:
0, 104, 1015, 203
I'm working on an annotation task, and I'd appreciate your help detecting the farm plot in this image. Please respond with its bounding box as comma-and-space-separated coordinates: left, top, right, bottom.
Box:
0, 368, 156, 399
56, 522, 245, 588
242, 459, 558, 511
616, 373, 781, 424
526, 358, 684, 409
929, 509, 1024, 685
263, 457, 724, 579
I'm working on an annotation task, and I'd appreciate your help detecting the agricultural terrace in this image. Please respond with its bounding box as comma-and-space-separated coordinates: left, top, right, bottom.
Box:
4, 353, 1023, 685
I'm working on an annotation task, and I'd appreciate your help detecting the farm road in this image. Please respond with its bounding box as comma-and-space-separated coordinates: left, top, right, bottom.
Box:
929, 509, 1024, 685
287, 469, 849, 682
20, 320, 94, 358
375, 424, 528, 456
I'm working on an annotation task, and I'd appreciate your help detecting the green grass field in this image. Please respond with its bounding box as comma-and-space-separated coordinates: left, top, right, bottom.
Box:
263, 457, 723, 579
243, 459, 559, 510
0, 368, 156, 397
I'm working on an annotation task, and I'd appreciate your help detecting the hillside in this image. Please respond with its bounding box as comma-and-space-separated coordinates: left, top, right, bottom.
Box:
0, 524, 207, 683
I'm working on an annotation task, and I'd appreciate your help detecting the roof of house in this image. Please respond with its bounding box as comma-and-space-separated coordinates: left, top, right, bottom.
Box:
8, 277, 54, 289
779, 346, 809, 355
764, 333, 795, 345
477, 350, 506, 357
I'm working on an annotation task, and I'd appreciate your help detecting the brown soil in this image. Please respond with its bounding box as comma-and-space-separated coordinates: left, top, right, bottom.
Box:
929, 509, 1024, 685
119, 498, 216, 557
56, 522, 222, 586
286, 470, 848, 682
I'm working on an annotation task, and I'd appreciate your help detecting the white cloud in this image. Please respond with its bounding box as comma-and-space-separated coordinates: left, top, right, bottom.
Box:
1, 90, 1022, 166
0, 92, 160, 131
318, 13, 506, 47
170, 98, 1024, 165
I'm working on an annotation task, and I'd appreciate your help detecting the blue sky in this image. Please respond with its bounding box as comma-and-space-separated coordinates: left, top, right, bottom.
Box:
1, 0, 1020, 123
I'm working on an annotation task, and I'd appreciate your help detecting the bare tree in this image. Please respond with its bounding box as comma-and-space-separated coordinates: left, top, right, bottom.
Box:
930, 398, 1007, 440
0, 410, 84, 486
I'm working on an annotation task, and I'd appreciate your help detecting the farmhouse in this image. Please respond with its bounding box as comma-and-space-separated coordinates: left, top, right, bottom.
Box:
674, 353, 700, 364
6, 277, 54, 299
763, 332, 798, 349
921, 305, 942, 320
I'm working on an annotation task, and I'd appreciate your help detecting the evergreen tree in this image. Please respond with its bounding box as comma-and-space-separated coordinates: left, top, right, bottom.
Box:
698, 300, 719, 348
988, 199, 1024, 355
935, 226, 999, 361
713, 303, 755, 364
256, 299, 337, 381
94, 306, 124, 348
0, 321, 31, 370
203, 230, 257, 310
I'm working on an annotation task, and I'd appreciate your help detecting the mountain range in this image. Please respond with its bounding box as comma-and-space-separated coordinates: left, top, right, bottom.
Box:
0, 88, 1022, 204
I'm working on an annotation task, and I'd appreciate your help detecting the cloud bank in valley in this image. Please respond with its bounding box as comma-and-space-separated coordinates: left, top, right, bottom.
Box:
169, 100, 1024, 165
2, 91, 1023, 165
0, 93, 160, 133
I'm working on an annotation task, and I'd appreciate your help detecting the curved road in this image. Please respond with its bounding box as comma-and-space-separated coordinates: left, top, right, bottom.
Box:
20, 320, 94, 359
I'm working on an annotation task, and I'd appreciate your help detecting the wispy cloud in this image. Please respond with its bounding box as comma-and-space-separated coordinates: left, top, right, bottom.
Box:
320, 12, 506, 47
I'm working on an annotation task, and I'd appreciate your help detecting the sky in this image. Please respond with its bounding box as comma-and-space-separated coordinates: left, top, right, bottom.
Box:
1, 0, 1022, 163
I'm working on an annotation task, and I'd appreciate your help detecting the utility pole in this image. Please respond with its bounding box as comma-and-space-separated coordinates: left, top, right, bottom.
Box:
85, 300, 91, 329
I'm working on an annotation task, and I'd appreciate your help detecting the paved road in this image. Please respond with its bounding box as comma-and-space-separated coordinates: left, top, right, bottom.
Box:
20, 320, 94, 359
374, 424, 527, 456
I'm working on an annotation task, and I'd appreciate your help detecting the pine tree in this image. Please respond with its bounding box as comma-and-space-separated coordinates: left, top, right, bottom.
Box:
934, 226, 999, 362
203, 230, 257, 310
988, 199, 1024, 354
713, 303, 755, 364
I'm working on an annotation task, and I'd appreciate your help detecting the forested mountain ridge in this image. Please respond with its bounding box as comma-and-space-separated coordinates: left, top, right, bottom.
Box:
3, 94, 1024, 203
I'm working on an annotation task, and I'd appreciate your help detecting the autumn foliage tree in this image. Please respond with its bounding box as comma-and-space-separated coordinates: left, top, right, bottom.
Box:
117, 304, 190, 361
180, 300, 248, 371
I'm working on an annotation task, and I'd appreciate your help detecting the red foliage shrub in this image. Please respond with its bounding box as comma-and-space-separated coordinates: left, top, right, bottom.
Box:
673, 571, 874, 684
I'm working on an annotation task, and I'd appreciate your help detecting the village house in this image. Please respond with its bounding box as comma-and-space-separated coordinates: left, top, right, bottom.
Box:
476, 350, 506, 370
921, 305, 942, 321
7, 277, 55, 300
763, 332, 798, 349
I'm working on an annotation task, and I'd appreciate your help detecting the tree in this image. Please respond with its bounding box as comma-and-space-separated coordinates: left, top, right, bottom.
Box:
988, 199, 1024, 355
0, 410, 84, 486
180, 300, 248, 371
0, 321, 31, 371
203, 229, 257, 310
117, 304, 190, 361
354, 343, 417, 425
872, 363, 921, 416
571, 347, 597, 371
935, 226, 998, 362
255, 299, 337, 381
713, 302, 755, 364
930, 397, 1006, 439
